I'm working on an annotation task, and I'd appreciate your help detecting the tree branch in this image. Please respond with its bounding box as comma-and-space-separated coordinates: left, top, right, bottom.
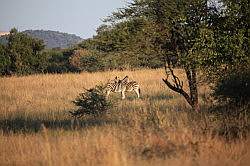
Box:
163, 62, 193, 107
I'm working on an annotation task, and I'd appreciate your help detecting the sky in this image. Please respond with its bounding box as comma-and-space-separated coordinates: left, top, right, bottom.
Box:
0, 0, 129, 39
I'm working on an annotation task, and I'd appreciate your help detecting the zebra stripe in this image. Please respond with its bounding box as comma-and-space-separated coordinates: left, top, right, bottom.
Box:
106, 76, 140, 99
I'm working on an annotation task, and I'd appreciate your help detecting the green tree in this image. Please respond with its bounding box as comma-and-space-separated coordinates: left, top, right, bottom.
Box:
79, 18, 165, 69
0, 44, 11, 75
6, 28, 46, 75
45, 48, 75, 73
107, 0, 219, 111
69, 49, 104, 72
206, 0, 250, 105
204, 0, 249, 79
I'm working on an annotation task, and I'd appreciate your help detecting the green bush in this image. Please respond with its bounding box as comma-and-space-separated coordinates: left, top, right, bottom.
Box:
79, 55, 104, 72
213, 68, 250, 105
70, 85, 112, 117
45, 50, 71, 73
1, 28, 47, 75
69, 49, 105, 72
0, 44, 11, 75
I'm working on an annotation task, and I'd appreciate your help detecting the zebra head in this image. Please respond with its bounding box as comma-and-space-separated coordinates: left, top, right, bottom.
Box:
115, 76, 120, 83
121, 76, 129, 83
110, 76, 129, 84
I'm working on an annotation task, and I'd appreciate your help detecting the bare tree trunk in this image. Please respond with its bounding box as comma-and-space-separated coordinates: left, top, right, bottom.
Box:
162, 62, 200, 112
185, 68, 200, 112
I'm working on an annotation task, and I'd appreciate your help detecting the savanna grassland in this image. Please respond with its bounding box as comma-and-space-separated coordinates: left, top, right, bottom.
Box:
0, 69, 249, 166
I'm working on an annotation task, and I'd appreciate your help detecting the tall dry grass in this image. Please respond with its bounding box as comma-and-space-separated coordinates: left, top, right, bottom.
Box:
0, 69, 249, 166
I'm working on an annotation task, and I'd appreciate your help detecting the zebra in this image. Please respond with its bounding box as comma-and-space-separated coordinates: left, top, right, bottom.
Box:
106, 76, 141, 99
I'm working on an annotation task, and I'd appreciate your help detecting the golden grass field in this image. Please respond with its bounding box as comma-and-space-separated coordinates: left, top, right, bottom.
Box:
0, 69, 249, 166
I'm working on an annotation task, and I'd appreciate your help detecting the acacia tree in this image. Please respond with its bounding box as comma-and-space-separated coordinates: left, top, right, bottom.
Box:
107, 0, 218, 111
79, 18, 165, 69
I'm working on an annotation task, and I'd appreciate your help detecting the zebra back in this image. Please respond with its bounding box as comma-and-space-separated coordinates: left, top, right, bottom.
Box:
124, 81, 139, 91
106, 76, 139, 92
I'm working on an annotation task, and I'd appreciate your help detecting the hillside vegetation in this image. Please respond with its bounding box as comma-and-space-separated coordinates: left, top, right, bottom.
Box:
0, 30, 82, 49
0, 69, 249, 166
23, 30, 83, 48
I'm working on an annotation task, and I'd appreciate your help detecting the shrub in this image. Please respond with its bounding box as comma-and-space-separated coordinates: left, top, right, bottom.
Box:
0, 44, 11, 75
79, 54, 103, 72
6, 28, 46, 75
70, 85, 112, 117
69, 49, 89, 71
213, 68, 250, 105
69, 49, 104, 72
45, 49, 74, 73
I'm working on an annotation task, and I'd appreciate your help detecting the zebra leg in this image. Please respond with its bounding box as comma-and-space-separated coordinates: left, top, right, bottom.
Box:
121, 91, 126, 99
134, 88, 140, 98
106, 90, 111, 99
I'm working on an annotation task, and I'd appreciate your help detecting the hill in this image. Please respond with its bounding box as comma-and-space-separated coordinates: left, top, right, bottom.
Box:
0, 30, 83, 48
23, 30, 83, 48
